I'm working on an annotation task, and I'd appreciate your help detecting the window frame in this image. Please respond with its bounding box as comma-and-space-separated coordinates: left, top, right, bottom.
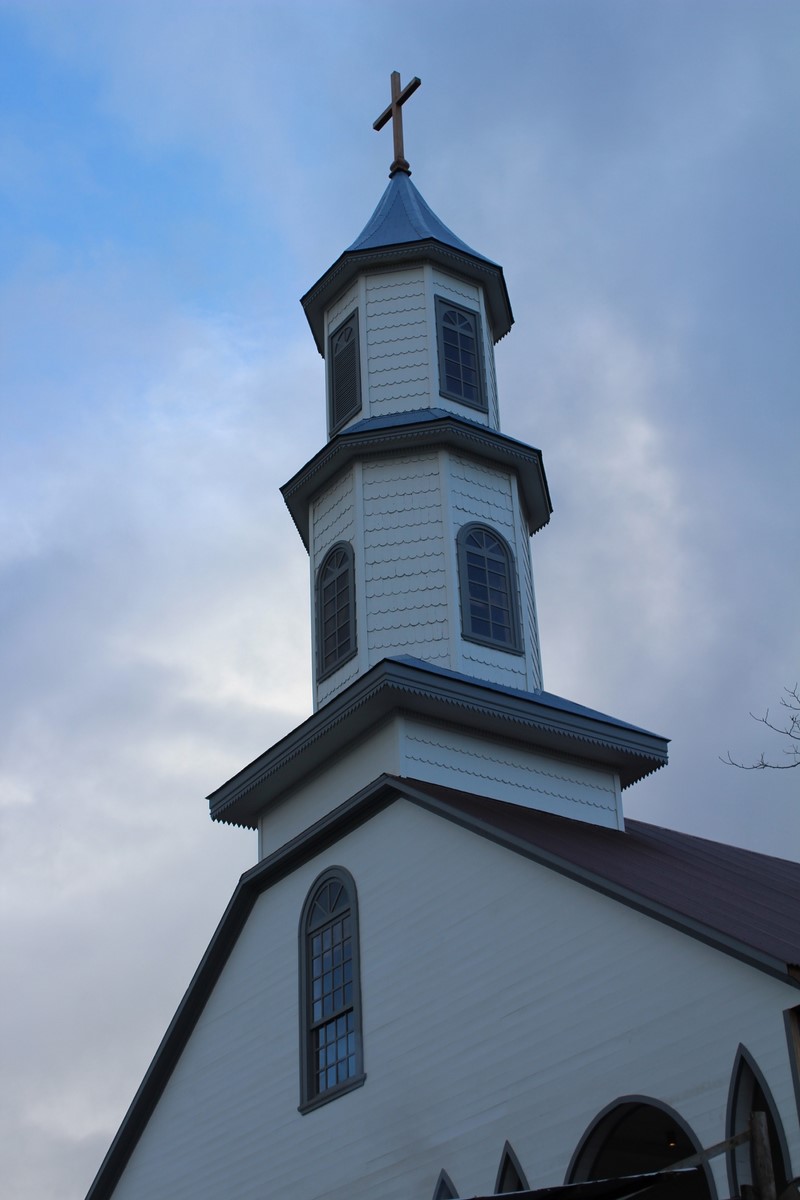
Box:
328, 309, 362, 434
298, 866, 365, 1113
435, 296, 487, 412
457, 523, 523, 655
315, 541, 357, 681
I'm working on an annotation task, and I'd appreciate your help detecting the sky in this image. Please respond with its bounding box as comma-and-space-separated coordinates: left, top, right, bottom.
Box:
0, 2, 798, 1196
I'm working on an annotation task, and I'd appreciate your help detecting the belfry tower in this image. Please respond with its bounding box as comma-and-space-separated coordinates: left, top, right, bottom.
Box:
209, 75, 667, 846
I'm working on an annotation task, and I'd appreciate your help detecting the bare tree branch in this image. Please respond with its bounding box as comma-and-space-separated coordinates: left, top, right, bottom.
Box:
722, 684, 800, 770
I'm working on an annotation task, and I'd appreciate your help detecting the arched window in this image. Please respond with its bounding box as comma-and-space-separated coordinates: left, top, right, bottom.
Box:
435, 297, 486, 411
316, 542, 356, 679
727, 1046, 791, 1199
495, 1142, 528, 1193
329, 310, 361, 432
299, 867, 365, 1112
457, 524, 522, 653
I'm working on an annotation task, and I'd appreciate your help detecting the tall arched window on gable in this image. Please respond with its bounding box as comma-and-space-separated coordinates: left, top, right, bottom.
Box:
316, 542, 356, 680
299, 867, 365, 1112
457, 524, 522, 653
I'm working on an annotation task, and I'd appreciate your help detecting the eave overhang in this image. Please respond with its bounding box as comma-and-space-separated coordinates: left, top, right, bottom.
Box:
281, 412, 553, 548
207, 657, 669, 828
300, 238, 514, 353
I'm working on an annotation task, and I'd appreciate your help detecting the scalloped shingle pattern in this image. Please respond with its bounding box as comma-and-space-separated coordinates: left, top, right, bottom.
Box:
366, 271, 431, 416
362, 455, 450, 663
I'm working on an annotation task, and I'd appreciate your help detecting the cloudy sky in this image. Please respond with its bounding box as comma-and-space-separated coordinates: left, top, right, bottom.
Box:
1, 2, 798, 1196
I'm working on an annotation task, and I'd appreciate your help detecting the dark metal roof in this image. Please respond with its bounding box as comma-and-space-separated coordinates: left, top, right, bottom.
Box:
301, 174, 513, 352
345, 170, 492, 261
400, 779, 800, 975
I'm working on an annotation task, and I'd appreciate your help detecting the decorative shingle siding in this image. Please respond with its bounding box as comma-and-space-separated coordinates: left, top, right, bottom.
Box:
365, 269, 430, 416
519, 534, 542, 689
362, 455, 450, 664
402, 723, 620, 826
326, 281, 360, 343
311, 470, 356, 568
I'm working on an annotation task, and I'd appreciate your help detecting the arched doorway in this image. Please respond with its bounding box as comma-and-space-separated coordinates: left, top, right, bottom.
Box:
567, 1098, 715, 1200
727, 1046, 791, 1199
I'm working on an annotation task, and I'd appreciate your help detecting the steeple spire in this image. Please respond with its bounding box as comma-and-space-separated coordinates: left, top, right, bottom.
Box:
373, 70, 421, 176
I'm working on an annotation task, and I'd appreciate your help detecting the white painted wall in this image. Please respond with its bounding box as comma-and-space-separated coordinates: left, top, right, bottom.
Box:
309, 447, 543, 708
325, 264, 499, 435
258, 715, 623, 855
110, 801, 800, 1200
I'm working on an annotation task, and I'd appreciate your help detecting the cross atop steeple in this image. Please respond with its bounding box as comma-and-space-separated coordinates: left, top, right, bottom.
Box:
373, 71, 421, 176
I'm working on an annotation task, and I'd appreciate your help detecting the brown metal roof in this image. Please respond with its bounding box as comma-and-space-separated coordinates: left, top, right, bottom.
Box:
399, 779, 800, 975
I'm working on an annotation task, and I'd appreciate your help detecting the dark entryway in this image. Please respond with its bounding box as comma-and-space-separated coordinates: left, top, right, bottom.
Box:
567, 1099, 715, 1200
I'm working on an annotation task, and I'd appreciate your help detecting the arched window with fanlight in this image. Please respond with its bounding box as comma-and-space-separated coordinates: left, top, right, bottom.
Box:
435, 297, 487, 411
299, 867, 365, 1112
457, 524, 522, 653
316, 542, 356, 680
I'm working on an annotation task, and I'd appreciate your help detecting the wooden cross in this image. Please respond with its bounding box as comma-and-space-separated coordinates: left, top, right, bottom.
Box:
373, 71, 421, 176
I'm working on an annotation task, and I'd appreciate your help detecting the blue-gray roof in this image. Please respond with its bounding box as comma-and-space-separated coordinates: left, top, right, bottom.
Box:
346, 170, 494, 264
301, 175, 513, 352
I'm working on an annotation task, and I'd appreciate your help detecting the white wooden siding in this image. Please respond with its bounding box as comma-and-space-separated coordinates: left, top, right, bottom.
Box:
449, 454, 540, 690
310, 468, 361, 708
365, 268, 431, 417
362, 454, 451, 665
399, 717, 622, 828
109, 801, 800, 1200
326, 280, 360, 341
258, 713, 622, 856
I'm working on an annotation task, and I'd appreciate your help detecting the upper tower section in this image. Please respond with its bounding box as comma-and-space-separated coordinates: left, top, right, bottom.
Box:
288, 75, 551, 711
300, 74, 513, 442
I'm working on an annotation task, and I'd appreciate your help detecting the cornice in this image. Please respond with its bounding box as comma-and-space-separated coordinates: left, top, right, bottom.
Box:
300, 239, 513, 353
281, 415, 552, 548
207, 659, 668, 828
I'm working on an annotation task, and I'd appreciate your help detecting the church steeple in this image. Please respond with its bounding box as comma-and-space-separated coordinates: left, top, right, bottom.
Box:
287, 79, 550, 711
209, 77, 667, 840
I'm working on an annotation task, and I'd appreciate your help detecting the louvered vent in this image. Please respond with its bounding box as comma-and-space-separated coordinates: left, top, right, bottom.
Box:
329, 311, 361, 432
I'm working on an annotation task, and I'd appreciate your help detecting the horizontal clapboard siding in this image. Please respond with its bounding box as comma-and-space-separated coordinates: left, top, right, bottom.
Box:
110, 801, 800, 1200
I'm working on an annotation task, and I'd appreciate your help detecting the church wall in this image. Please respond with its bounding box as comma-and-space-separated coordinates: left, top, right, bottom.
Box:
448, 453, 540, 690
364, 267, 431, 418
310, 465, 362, 707
399, 717, 623, 828
326, 279, 360, 335
110, 802, 799, 1200
362, 453, 451, 666
257, 719, 402, 856
257, 712, 623, 858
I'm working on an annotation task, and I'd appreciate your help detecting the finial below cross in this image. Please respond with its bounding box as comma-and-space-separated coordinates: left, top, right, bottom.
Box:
373, 71, 421, 177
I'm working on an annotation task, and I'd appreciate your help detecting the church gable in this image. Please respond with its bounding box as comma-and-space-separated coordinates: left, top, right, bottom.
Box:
88, 793, 800, 1200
